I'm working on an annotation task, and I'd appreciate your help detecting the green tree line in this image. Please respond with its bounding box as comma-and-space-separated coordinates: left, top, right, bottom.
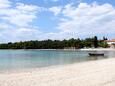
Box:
0, 36, 108, 49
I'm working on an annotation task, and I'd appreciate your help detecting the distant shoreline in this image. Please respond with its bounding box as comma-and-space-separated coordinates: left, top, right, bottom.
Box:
0, 48, 115, 51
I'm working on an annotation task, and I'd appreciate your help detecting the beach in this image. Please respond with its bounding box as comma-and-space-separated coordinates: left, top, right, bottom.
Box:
0, 58, 115, 86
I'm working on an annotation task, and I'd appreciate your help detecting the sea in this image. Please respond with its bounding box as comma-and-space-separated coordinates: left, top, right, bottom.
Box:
0, 49, 114, 70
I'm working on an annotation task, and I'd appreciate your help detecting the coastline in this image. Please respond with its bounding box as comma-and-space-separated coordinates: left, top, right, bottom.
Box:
0, 58, 115, 86
0, 48, 115, 51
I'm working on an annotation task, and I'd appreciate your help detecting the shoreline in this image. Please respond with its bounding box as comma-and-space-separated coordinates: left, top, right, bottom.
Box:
0, 58, 115, 86
0, 48, 115, 51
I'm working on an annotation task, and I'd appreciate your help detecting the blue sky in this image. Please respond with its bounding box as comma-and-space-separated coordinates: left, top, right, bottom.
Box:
0, 0, 115, 42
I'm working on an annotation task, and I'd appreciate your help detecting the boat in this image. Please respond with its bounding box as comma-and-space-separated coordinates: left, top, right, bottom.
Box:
89, 53, 104, 56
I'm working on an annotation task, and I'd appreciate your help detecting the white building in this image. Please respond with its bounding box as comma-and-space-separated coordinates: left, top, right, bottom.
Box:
105, 39, 115, 48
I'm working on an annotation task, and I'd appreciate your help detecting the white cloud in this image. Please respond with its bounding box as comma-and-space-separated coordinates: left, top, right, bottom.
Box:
0, 0, 11, 8
57, 2, 115, 37
0, 23, 12, 29
16, 3, 38, 12
44, 0, 59, 3
0, 3, 39, 27
0, 0, 45, 42
0, 27, 42, 42
51, 0, 59, 2
77, 0, 83, 4
49, 6, 62, 16
15, 28, 40, 36
0, 0, 115, 42
3, 13, 37, 27
40, 31, 79, 40
0, 0, 47, 28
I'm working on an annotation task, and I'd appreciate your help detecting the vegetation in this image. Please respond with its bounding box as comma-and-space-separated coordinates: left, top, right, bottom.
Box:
0, 36, 108, 49
93, 36, 98, 48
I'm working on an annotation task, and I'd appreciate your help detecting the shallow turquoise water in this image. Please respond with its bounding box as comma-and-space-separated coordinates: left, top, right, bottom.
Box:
0, 50, 114, 70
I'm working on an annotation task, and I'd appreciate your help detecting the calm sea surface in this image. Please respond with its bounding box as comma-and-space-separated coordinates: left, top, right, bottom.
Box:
0, 50, 115, 70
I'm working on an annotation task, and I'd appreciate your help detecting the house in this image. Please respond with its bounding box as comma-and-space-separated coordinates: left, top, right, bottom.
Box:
105, 39, 115, 48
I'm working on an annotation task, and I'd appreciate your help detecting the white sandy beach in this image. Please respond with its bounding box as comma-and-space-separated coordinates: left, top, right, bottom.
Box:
0, 58, 115, 86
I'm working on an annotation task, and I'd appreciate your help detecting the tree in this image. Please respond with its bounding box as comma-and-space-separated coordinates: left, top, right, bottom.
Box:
93, 36, 98, 48
99, 41, 108, 48
103, 36, 108, 40
0, 36, 107, 49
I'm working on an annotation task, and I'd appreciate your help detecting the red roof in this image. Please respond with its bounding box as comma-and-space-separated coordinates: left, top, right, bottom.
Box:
105, 39, 115, 42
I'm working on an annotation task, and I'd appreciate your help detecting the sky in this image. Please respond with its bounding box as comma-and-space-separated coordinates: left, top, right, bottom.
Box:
0, 0, 115, 43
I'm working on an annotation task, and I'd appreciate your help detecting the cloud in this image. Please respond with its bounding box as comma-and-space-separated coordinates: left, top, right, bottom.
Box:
0, 27, 42, 42
0, 0, 48, 28
49, 6, 62, 16
0, 0, 11, 8
0, 0, 115, 42
40, 31, 79, 40
0, 23, 12, 29
0, 0, 44, 42
52, 0, 59, 2
0, 2, 40, 27
44, 0, 59, 3
76, 0, 83, 3
16, 3, 38, 12
57, 2, 115, 38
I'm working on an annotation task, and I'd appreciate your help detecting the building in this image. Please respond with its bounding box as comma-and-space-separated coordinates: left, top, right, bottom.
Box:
105, 39, 115, 48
